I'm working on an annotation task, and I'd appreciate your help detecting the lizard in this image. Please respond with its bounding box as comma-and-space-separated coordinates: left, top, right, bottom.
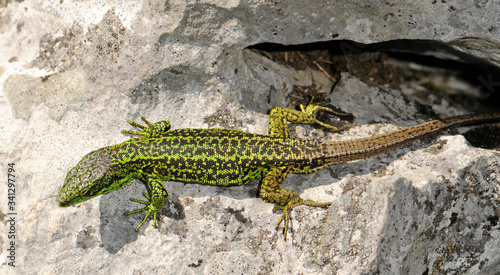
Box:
57, 99, 500, 240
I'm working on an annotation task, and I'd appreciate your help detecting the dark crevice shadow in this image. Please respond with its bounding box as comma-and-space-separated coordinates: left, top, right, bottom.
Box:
248, 39, 500, 111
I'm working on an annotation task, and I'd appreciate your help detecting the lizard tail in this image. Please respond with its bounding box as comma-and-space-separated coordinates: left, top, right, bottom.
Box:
321, 113, 500, 165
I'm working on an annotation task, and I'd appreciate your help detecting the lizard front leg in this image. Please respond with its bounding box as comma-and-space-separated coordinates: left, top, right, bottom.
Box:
259, 166, 330, 240
125, 176, 169, 231
122, 115, 171, 138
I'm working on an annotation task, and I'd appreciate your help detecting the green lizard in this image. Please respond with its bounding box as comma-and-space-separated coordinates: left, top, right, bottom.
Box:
57, 100, 500, 239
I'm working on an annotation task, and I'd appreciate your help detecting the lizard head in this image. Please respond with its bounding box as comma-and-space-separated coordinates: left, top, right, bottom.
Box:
57, 148, 118, 207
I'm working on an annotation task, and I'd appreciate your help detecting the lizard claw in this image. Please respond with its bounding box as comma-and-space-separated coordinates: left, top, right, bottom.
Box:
273, 199, 330, 241
298, 97, 353, 131
273, 205, 292, 240
125, 192, 161, 231
122, 116, 171, 138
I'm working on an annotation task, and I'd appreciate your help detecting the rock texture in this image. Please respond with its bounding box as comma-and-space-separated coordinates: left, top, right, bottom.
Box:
1, 1, 500, 274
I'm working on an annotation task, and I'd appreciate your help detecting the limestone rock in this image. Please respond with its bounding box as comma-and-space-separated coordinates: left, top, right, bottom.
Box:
1, 1, 499, 274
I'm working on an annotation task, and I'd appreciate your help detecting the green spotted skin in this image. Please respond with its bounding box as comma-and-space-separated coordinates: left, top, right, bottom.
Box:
57, 100, 500, 239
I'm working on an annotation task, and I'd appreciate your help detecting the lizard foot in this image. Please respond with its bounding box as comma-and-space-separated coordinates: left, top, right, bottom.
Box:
299, 97, 352, 131
125, 192, 161, 232
122, 115, 171, 138
272, 199, 330, 240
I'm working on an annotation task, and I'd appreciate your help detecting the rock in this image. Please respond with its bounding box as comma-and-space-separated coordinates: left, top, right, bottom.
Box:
1, 1, 499, 274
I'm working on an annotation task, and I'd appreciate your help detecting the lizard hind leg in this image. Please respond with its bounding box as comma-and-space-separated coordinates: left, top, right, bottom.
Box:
259, 166, 330, 240
268, 97, 349, 138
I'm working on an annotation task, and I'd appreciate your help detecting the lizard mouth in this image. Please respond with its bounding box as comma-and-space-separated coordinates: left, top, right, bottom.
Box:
56, 191, 70, 207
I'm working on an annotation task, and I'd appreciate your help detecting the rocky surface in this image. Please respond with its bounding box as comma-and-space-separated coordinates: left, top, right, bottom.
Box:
1, 1, 500, 274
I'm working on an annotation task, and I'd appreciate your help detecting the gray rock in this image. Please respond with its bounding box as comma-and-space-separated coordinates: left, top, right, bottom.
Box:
1, 1, 499, 274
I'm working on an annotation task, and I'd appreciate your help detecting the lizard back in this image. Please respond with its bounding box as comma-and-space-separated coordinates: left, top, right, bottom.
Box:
108, 128, 323, 186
